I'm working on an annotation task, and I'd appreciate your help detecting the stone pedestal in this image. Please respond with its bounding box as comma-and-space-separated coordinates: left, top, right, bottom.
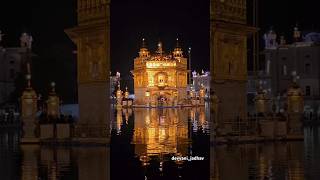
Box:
122, 100, 127, 106
275, 121, 287, 137
40, 124, 54, 139
260, 120, 275, 139
260, 120, 288, 139
122, 100, 133, 107
57, 124, 70, 139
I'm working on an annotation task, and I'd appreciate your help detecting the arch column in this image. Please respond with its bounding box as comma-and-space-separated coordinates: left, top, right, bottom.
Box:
65, 0, 110, 144
210, 0, 256, 134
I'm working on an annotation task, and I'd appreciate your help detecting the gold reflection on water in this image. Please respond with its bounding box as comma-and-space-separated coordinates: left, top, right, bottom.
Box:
133, 108, 189, 156
114, 107, 208, 158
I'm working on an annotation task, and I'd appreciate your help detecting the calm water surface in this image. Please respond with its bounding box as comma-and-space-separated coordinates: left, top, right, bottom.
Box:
1, 106, 320, 180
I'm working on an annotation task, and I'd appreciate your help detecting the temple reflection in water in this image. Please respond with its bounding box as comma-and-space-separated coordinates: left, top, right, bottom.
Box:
111, 106, 210, 179
112, 107, 210, 158
2, 112, 320, 179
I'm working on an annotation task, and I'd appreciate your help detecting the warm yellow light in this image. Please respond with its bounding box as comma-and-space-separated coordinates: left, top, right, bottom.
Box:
146, 61, 177, 68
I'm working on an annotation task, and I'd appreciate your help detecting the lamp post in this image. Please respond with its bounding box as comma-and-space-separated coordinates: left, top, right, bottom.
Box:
116, 84, 123, 108
188, 47, 192, 85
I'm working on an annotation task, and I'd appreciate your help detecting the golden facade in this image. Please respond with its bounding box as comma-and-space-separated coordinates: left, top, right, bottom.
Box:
66, 0, 110, 83
132, 40, 188, 106
210, 0, 256, 124
65, 0, 110, 139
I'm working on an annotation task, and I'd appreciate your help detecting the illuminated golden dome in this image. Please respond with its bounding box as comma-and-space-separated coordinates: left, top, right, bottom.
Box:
139, 38, 150, 58
156, 41, 164, 55
173, 38, 183, 58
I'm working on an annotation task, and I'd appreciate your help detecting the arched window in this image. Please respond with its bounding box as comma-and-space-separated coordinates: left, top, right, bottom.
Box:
158, 73, 166, 87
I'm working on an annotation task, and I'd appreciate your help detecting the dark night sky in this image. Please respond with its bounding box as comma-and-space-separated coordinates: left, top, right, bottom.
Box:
0, 0, 320, 102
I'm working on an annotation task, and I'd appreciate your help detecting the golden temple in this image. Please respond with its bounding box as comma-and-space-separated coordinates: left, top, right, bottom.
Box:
132, 39, 188, 106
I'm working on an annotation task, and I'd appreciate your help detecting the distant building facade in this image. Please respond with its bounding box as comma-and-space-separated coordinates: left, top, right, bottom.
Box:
249, 26, 320, 115
0, 47, 30, 105
191, 70, 210, 97
0, 32, 33, 105
110, 71, 120, 97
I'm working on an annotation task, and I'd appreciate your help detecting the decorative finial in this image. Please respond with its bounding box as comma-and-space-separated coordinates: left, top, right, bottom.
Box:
26, 74, 31, 88
26, 62, 31, 74
293, 23, 301, 41
291, 71, 299, 83
142, 38, 147, 48
124, 86, 129, 99
175, 38, 180, 48
192, 70, 197, 77
157, 41, 163, 55
20, 32, 33, 49
25, 62, 32, 89
116, 71, 121, 78
51, 82, 56, 93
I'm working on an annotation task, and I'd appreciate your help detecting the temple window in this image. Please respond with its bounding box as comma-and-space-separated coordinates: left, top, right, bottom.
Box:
158, 74, 166, 86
